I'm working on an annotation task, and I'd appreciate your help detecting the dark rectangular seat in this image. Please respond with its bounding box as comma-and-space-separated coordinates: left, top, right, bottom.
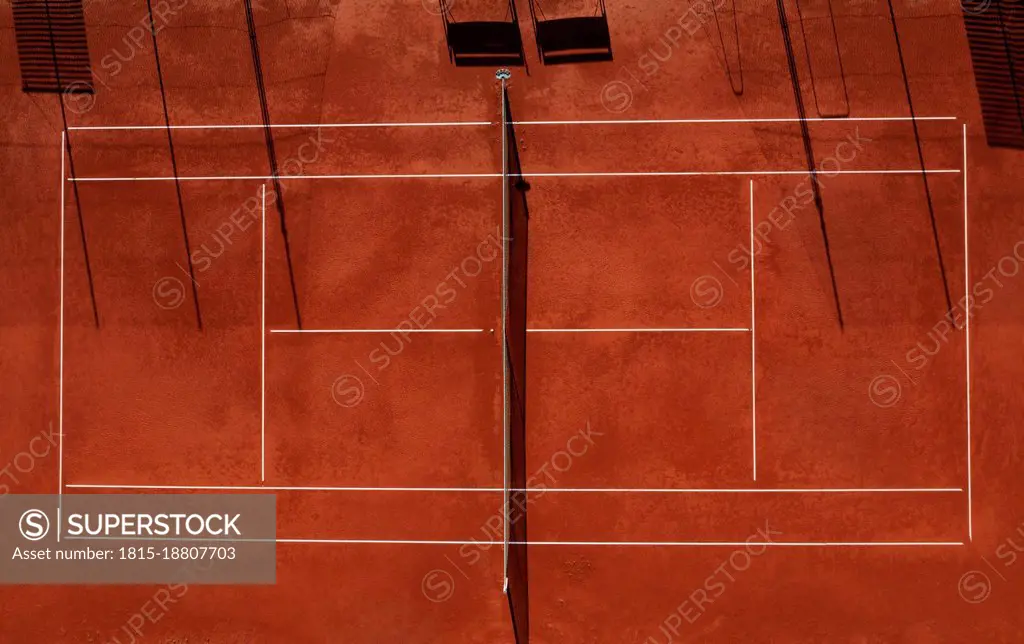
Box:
447, 20, 524, 60
536, 16, 609, 52
534, 15, 611, 64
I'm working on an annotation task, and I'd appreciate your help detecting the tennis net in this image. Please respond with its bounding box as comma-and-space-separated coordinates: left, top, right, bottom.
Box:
502, 82, 530, 644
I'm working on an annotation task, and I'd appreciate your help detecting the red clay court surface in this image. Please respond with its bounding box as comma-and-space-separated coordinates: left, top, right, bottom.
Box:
2, 0, 1024, 641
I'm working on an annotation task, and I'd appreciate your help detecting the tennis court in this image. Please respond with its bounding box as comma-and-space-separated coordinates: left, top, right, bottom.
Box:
57, 84, 970, 640
2, 0, 1021, 641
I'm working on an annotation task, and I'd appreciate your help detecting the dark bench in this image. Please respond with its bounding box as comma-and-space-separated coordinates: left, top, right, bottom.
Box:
443, 0, 526, 69
447, 21, 523, 56
537, 16, 609, 52
532, 14, 612, 64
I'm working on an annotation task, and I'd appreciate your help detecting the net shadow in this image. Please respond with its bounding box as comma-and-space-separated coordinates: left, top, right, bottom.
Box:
504, 85, 530, 644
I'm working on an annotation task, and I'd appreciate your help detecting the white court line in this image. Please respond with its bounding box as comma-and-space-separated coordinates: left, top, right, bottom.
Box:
522, 487, 964, 493
269, 328, 488, 334
261, 184, 266, 483
270, 328, 744, 334
70, 173, 499, 182
510, 487, 964, 493
514, 541, 965, 547
514, 117, 959, 125
750, 180, 757, 481
67, 169, 963, 182
526, 328, 749, 333
67, 121, 494, 131
523, 170, 961, 177
58, 130, 65, 543
65, 484, 963, 493
68, 484, 503, 492
964, 124, 973, 543
67, 537, 965, 547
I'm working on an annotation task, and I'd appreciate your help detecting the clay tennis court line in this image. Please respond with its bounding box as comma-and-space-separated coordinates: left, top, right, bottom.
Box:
279, 540, 963, 546
276, 540, 964, 547
66, 121, 495, 131
750, 180, 757, 481
65, 485, 962, 493
269, 328, 490, 333
261, 184, 266, 483
525, 328, 749, 332
64, 536, 965, 547
514, 117, 959, 125
67, 170, 961, 182
266, 328, 749, 333
63, 116, 959, 131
